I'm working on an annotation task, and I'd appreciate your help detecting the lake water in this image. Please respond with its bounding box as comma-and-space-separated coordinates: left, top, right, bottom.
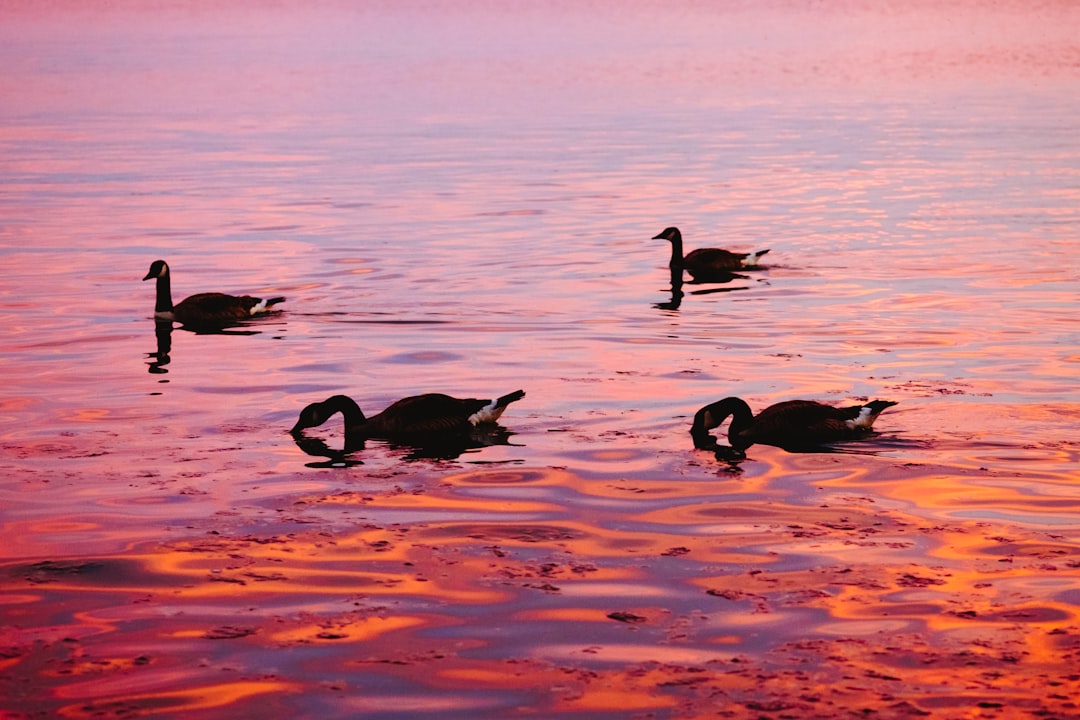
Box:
2, 2, 1079, 718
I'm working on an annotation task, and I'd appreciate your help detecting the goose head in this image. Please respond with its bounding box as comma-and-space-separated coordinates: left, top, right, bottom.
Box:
652, 227, 681, 242
290, 395, 364, 434
142, 260, 170, 281
690, 402, 724, 449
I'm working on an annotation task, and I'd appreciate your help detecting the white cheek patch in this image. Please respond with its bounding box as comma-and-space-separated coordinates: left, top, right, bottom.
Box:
249, 299, 269, 315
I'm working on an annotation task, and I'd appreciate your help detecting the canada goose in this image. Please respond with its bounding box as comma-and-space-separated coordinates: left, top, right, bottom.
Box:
290, 390, 526, 439
142, 259, 285, 327
691, 397, 897, 454
654, 227, 769, 280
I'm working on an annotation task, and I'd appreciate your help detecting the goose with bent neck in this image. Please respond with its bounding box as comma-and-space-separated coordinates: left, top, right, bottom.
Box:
692, 397, 897, 454
290, 390, 526, 440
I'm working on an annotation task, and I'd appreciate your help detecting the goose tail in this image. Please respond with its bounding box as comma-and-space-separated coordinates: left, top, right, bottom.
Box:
496, 389, 526, 407
470, 390, 526, 425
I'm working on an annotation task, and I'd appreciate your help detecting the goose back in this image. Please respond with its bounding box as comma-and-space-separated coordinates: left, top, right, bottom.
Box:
171, 292, 280, 326
684, 247, 768, 274
737, 400, 855, 448
368, 393, 499, 436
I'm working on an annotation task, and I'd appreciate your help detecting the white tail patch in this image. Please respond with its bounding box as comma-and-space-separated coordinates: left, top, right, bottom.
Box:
846, 406, 876, 430
469, 400, 506, 426
741, 249, 770, 267
249, 296, 285, 315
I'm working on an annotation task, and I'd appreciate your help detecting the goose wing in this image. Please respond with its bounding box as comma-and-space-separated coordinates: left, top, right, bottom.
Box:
173, 292, 284, 327
173, 293, 256, 324
683, 247, 747, 272
367, 394, 489, 436
740, 401, 849, 446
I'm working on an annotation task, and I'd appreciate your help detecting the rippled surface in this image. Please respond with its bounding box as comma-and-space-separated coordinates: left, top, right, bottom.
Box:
2, 2, 1079, 718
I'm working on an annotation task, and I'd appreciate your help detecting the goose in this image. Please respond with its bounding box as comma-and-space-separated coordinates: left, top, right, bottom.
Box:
654, 226, 769, 280
290, 390, 526, 439
691, 397, 897, 454
142, 259, 285, 327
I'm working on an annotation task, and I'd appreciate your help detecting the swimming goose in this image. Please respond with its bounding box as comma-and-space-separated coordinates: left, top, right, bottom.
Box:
691, 397, 897, 454
290, 390, 526, 439
142, 259, 285, 327
654, 227, 769, 280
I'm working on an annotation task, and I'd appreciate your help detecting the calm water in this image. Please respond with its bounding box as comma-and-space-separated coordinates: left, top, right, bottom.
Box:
2, 2, 1079, 718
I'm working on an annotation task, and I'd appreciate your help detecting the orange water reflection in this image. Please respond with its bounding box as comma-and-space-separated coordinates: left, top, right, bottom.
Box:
5, 462, 1080, 717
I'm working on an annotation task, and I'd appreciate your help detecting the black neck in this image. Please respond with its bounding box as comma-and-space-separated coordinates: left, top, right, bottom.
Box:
154, 273, 174, 313
722, 398, 755, 445
326, 395, 368, 431
692, 397, 755, 448
668, 233, 684, 268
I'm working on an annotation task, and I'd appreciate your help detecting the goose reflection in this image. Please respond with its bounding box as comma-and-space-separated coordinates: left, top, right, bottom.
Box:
687, 273, 752, 292
145, 320, 173, 374
654, 268, 685, 310
654, 268, 752, 310
290, 423, 520, 464
143, 318, 270, 375
291, 432, 366, 468
713, 433, 926, 462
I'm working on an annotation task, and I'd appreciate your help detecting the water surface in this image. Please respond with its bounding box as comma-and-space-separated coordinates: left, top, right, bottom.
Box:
1, 2, 1079, 718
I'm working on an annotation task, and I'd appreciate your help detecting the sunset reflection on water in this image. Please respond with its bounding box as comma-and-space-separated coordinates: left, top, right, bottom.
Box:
7, 465, 1079, 717
2, 0, 1080, 718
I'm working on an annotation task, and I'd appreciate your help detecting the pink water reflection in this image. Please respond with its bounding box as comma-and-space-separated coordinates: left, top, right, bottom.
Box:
3, 0, 1080, 718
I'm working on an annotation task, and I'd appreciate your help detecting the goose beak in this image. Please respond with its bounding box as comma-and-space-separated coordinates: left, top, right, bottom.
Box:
652, 231, 667, 240
141, 271, 155, 281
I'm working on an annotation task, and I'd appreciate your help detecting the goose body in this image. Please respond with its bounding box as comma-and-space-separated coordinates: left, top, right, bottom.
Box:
290, 390, 526, 439
142, 259, 285, 328
654, 227, 769, 280
691, 397, 897, 453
